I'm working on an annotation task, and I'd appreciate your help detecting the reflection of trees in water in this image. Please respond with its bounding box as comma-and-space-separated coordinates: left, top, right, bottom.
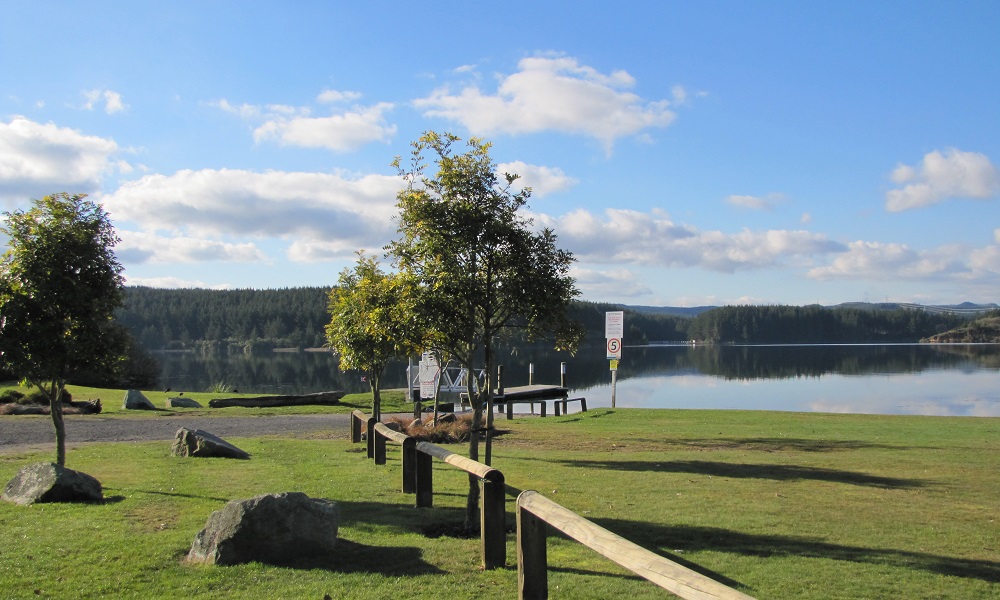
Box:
156, 343, 1000, 394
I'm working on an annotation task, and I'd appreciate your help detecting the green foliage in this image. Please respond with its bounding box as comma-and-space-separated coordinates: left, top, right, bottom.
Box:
118, 286, 331, 350
0, 193, 126, 464
0, 388, 25, 403
205, 380, 234, 393
326, 252, 419, 420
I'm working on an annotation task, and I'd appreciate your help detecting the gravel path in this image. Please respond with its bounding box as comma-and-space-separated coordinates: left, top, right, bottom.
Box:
0, 413, 352, 453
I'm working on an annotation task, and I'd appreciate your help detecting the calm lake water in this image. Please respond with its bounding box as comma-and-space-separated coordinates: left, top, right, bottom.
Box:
155, 343, 1000, 417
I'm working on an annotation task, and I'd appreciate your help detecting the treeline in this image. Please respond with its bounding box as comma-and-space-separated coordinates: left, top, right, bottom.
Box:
117, 287, 332, 352
116, 287, 688, 352
115, 287, 973, 352
685, 304, 967, 344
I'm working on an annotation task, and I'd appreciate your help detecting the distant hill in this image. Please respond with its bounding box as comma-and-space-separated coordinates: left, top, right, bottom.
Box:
622, 305, 715, 318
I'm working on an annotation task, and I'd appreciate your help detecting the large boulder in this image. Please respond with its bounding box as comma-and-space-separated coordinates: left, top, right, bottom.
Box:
171, 428, 250, 459
2, 462, 103, 506
122, 389, 156, 410
165, 396, 202, 408
186, 492, 339, 566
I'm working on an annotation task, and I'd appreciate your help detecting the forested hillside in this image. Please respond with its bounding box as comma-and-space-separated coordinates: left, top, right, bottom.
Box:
116, 287, 689, 351
686, 304, 967, 344
115, 287, 975, 352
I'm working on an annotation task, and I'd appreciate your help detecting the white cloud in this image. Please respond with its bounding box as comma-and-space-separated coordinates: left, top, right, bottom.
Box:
82, 89, 128, 114
100, 168, 403, 261
571, 267, 652, 298
117, 230, 269, 265
415, 56, 679, 153
212, 92, 396, 152
0, 116, 120, 203
806, 241, 981, 281
726, 194, 777, 211
886, 148, 999, 211
497, 161, 577, 197
538, 208, 844, 272
254, 102, 396, 151
123, 275, 234, 289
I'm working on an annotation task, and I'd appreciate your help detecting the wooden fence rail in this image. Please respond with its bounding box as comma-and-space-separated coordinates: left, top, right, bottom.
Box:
516, 490, 756, 600
367, 419, 506, 570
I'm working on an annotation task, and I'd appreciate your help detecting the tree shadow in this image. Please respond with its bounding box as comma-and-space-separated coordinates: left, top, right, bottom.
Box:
590, 517, 1000, 584
672, 437, 920, 452
548, 458, 928, 489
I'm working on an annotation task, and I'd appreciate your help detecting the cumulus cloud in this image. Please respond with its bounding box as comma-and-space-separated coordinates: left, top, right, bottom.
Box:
571, 267, 652, 298
254, 102, 396, 151
806, 241, 984, 281
82, 89, 128, 114
0, 116, 120, 204
100, 168, 403, 261
497, 161, 577, 197
116, 230, 269, 265
536, 207, 845, 272
415, 56, 679, 153
886, 148, 999, 211
212, 91, 396, 152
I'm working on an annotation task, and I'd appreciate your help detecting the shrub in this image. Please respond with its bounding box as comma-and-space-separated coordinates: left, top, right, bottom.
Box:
20, 389, 50, 405
0, 388, 25, 404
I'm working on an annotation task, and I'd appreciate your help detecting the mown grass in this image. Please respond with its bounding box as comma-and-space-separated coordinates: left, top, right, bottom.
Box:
0, 383, 412, 417
1, 404, 998, 599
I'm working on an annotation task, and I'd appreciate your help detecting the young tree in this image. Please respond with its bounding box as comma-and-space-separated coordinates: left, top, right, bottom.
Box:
325, 252, 418, 421
0, 193, 126, 466
388, 132, 583, 530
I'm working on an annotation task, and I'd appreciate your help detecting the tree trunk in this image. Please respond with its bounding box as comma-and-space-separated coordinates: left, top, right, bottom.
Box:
49, 382, 66, 466
464, 356, 481, 532
370, 374, 382, 422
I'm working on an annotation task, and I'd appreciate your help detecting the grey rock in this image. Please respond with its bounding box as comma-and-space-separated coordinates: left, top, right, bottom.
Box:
2, 462, 103, 506
122, 389, 156, 410
172, 428, 250, 459
166, 397, 203, 408
186, 492, 339, 566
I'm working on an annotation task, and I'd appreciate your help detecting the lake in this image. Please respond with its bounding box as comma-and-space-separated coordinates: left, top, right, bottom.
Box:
155, 343, 1000, 417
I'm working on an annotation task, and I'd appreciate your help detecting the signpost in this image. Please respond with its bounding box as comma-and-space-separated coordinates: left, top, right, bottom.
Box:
418, 352, 439, 400
605, 311, 624, 407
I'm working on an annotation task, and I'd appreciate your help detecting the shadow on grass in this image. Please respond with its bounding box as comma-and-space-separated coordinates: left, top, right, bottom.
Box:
674, 437, 917, 452
592, 517, 1000, 584
259, 538, 446, 575
548, 458, 928, 489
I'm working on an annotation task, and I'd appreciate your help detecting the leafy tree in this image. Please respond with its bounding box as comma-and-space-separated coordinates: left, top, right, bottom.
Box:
326, 252, 419, 421
387, 132, 583, 530
0, 193, 126, 466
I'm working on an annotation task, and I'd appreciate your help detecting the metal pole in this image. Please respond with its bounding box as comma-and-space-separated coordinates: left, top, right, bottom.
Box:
560, 362, 567, 388
528, 362, 534, 385
611, 368, 617, 408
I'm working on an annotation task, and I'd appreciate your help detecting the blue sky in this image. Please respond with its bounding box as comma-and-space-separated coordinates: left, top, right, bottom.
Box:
2, 1, 998, 306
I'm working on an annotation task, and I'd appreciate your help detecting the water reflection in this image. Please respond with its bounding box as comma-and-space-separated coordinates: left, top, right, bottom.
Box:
155, 344, 1000, 417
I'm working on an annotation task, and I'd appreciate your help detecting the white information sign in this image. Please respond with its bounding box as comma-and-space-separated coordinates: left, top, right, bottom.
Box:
605, 311, 624, 339
418, 352, 439, 399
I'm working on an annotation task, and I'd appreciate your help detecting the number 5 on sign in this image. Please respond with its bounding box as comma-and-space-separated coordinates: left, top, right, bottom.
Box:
606, 337, 622, 359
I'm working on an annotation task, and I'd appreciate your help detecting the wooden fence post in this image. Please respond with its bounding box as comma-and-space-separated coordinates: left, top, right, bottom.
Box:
366, 417, 376, 459
401, 437, 416, 494
351, 410, 364, 442
374, 427, 386, 465
517, 494, 548, 599
481, 471, 507, 570
415, 450, 433, 507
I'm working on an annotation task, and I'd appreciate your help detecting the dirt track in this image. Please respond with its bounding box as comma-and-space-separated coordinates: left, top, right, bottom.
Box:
0, 413, 351, 453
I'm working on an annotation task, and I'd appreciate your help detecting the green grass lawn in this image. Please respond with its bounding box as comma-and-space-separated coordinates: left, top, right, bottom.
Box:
2, 400, 998, 599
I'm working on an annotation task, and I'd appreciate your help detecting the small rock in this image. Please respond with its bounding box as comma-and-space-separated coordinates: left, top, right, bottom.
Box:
171, 428, 250, 459
165, 397, 202, 408
122, 389, 156, 410
2, 462, 103, 506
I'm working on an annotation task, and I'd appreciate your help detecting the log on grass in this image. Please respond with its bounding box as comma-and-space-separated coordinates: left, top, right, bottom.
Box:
208, 391, 345, 408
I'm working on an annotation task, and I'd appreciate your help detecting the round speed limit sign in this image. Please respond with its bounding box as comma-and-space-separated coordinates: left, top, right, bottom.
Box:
606, 337, 622, 358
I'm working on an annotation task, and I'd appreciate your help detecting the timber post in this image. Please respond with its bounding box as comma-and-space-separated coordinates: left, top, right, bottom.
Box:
350, 409, 365, 442
517, 498, 548, 599
366, 417, 376, 459
415, 448, 433, 507
481, 469, 507, 570
374, 426, 386, 465
401, 436, 416, 494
